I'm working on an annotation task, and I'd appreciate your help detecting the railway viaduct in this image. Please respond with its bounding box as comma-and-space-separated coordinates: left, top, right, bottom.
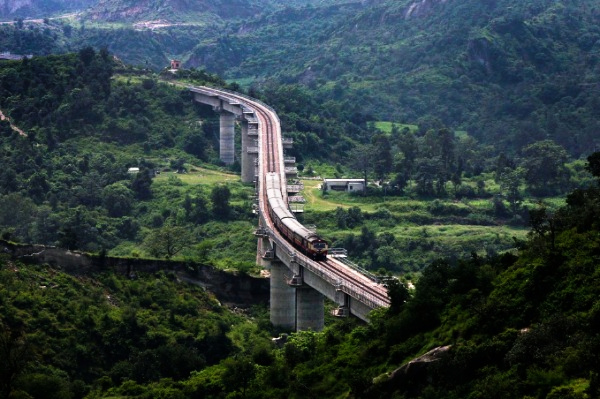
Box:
190, 86, 390, 331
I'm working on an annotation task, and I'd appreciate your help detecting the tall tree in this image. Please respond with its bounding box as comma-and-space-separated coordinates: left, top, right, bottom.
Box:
349, 144, 375, 193
131, 168, 153, 200
586, 152, 600, 179
521, 140, 569, 195
414, 157, 441, 196
372, 134, 393, 182
188, 195, 210, 225
143, 224, 194, 258
102, 182, 134, 217
211, 185, 231, 220
498, 167, 524, 215
0, 324, 34, 399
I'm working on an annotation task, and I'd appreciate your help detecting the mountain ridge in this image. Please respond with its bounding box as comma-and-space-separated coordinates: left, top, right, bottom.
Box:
85, 0, 262, 22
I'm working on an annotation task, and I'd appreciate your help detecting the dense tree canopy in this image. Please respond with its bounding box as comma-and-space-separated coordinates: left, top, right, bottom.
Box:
4, 163, 600, 398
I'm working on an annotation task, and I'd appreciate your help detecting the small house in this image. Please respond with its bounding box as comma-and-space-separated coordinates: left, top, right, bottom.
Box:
323, 178, 365, 192
170, 59, 181, 70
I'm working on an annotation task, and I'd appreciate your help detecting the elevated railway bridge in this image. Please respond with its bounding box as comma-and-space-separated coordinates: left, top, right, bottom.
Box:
190, 86, 389, 331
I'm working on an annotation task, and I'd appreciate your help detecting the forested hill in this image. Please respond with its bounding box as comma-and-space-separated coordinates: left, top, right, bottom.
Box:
191, 0, 600, 157
3, 0, 599, 157
84, 0, 260, 22
0, 0, 96, 19
0, 50, 255, 256
2, 155, 600, 398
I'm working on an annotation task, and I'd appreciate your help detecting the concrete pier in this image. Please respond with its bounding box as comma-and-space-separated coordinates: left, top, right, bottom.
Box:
270, 262, 296, 330
219, 112, 235, 165
296, 286, 325, 331
241, 121, 255, 183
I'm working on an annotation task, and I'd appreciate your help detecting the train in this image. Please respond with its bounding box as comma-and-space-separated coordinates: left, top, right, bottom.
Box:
265, 172, 328, 260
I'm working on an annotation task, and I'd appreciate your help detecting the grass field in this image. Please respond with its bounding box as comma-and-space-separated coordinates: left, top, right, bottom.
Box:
153, 167, 240, 186
374, 121, 419, 133
374, 121, 469, 139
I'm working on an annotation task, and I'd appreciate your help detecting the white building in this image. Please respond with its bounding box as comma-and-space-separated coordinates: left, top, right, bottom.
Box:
323, 178, 365, 192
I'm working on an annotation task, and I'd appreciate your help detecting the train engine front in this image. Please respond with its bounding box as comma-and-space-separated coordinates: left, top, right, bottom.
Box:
306, 235, 328, 261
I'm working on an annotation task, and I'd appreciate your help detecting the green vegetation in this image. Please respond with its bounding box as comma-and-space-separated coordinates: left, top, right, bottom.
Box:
4, 0, 600, 162
374, 121, 418, 134
1, 46, 600, 399
3, 155, 600, 398
0, 50, 261, 272
300, 177, 531, 273
0, 260, 272, 399
0, 50, 595, 275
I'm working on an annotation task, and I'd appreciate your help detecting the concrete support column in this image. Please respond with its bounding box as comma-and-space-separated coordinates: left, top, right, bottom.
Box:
296, 286, 324, 331
241, 121, 254, 183
219, 111, 235, 165
270, 263, 296, 330
257, 236, 267, 268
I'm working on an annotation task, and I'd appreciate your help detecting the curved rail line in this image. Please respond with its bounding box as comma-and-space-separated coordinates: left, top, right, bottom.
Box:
191, 85, 390, 310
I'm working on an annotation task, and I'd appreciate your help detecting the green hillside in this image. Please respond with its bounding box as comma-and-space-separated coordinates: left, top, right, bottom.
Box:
0, 259, 272, 399
0, 51, 595, 274
3, 159, 600, 398
0, 51, 263, 271
190, 0, 600, 156
3, 0, 599, 157
0, 0, 96, 20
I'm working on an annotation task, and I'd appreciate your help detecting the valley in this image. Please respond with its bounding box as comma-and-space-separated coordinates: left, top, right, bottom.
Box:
2, 1, 600, 398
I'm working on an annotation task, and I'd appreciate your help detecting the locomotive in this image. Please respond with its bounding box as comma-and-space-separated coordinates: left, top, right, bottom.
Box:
265, 172, 328, 260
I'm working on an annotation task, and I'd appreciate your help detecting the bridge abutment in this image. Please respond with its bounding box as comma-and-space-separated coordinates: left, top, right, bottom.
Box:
219, 111, 236, 165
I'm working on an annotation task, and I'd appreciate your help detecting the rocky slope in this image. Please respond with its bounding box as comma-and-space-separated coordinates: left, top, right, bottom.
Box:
0, 0, 97, 19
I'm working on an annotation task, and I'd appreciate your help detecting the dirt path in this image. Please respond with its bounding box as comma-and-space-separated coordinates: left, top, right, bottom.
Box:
0, 109, 27, 137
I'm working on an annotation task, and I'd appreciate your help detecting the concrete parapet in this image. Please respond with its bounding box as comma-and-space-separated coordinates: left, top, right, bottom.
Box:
193, 92, 221, 108
285, 166, 298, 176
0, 240, 269, 308
282, 137, 293, 148
302, 266, 341, 305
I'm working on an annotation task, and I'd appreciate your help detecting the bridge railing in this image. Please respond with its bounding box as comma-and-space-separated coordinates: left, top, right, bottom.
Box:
328, 248, 347, 257
336, 256, 382, 283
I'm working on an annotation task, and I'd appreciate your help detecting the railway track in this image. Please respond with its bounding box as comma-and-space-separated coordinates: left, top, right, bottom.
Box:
323, 259, 390, 303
